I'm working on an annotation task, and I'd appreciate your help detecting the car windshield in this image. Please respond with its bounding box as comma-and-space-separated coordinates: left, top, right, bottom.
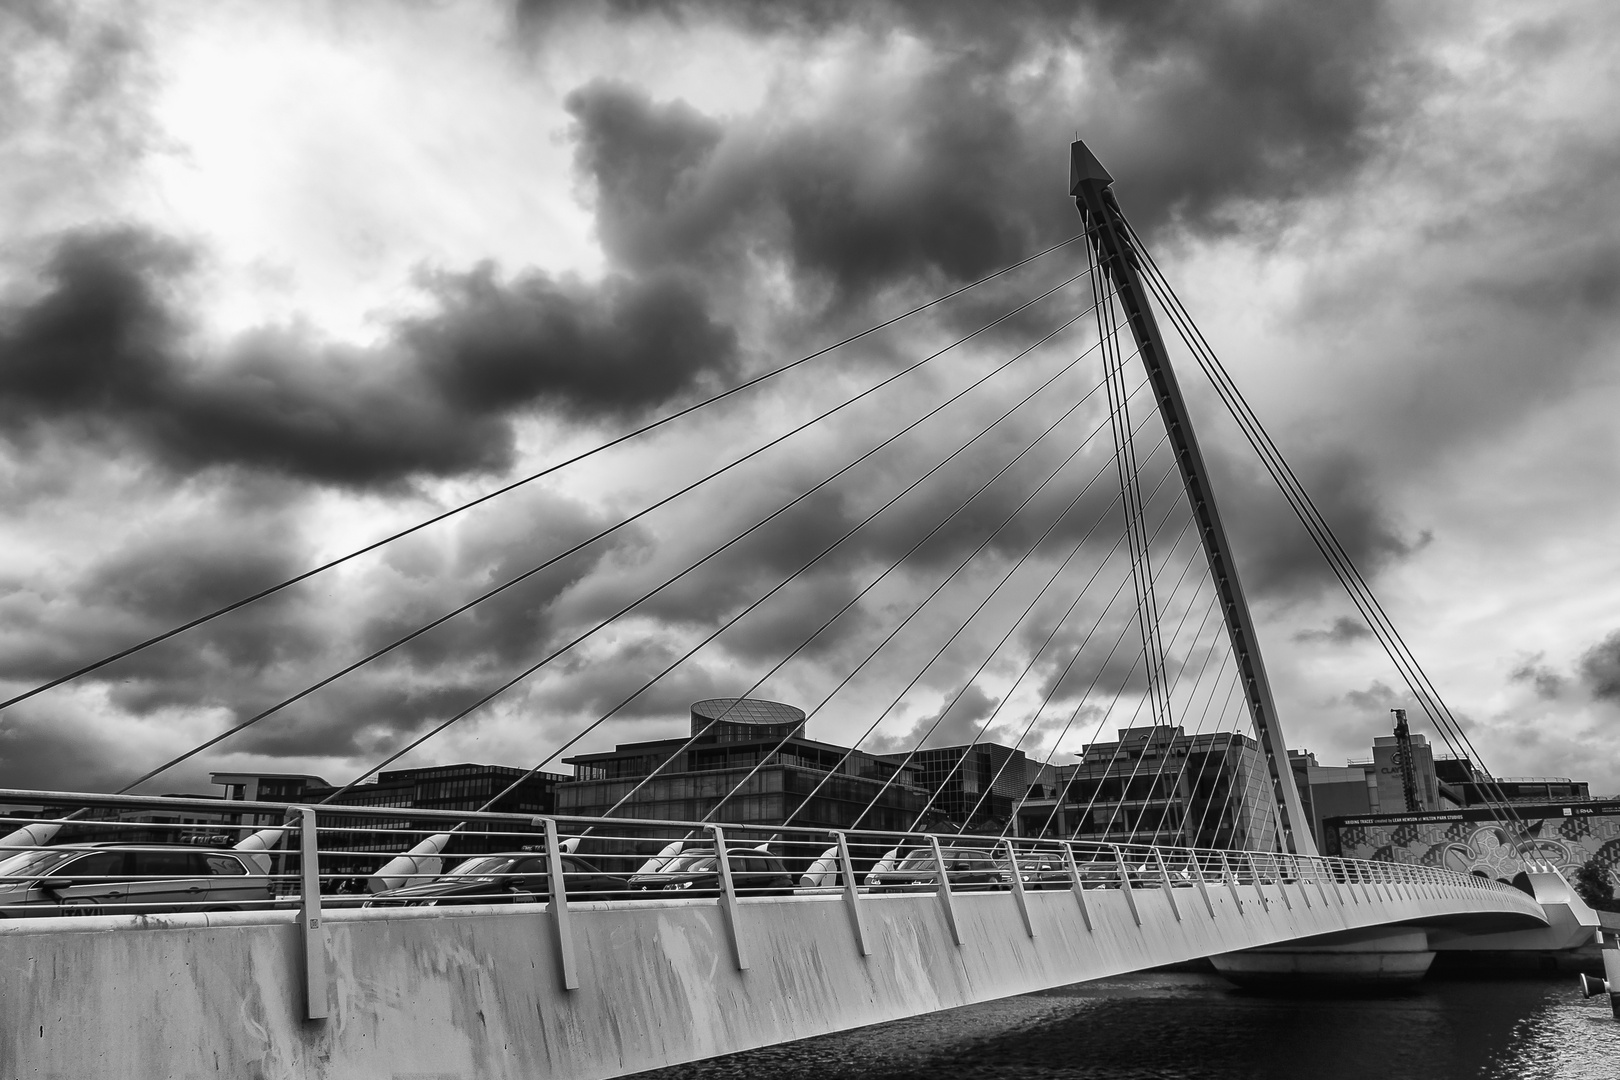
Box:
0, 848, 76, 877
660, 855, 716, 874
444, 857, 522, 878
894, 852, 939, 871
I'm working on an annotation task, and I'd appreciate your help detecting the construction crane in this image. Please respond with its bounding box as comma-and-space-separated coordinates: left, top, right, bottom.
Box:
1391, 708, 1422, 812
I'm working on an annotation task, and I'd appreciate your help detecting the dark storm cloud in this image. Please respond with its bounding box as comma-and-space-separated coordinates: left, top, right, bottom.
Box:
1579, 630, 1620, 703
548, 0, 1409, 308
533, 646, 729, 725
866, 681, 1000, 754
0, 227, 737, 485
349, 491, 633, 676
227, 680, 490, 761
564, 73, 1036, 301
1295, 616, 1373, 646
1342, 679, 1401, 713
0, 495, 323, 693
0, 706, 127, 792
1208, 445, 1426, 604
1509, 653, 1567, 700
405, 264, 736, 414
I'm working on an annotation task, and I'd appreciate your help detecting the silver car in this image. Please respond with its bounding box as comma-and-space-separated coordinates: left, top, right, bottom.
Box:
0, 844, 273, 917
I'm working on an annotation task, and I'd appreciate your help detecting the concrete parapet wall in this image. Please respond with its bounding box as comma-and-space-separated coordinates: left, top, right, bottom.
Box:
0, 877, 1546, 1078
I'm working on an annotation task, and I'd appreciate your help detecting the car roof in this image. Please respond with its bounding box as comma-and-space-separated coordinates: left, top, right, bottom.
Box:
39, 844, 246, 855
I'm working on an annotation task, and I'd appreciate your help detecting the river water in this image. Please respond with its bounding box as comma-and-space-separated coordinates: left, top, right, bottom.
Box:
636, 972, 1620, 1079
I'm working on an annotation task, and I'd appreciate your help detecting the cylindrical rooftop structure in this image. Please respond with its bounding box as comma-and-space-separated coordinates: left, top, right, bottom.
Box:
691, 698, 807, 743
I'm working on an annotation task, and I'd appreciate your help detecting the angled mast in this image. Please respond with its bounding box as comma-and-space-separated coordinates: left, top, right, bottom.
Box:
1069, 139, 1316, 856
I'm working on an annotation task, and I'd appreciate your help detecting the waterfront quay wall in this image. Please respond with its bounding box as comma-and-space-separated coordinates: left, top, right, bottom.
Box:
0, 878, 1546, 1079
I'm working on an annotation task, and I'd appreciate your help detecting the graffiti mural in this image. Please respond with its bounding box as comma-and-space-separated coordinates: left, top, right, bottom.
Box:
1324, 801, 1620, 885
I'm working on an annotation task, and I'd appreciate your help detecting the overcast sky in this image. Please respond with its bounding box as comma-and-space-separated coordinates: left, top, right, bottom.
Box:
1, 0, 1618, 800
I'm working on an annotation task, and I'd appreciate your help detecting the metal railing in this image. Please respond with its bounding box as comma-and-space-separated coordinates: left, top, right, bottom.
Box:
0, 789, 1539, 1018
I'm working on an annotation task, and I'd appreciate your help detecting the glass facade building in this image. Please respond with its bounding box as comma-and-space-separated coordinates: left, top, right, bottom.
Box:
558, 698, 929, 836
874, 744, 1036, 833
1011, 725, 1281, 851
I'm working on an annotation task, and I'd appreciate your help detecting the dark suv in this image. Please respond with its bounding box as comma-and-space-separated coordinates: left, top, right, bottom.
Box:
0, 844, 272, 917
363, 853, 626, 907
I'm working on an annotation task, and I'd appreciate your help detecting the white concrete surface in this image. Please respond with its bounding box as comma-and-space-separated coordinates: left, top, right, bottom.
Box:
0, 871, 1550, 1079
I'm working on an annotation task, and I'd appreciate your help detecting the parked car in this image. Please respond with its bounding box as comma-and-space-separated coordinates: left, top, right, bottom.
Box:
0, 844, 272, 917
626, 848, 794, 897
363, 852, 626, 907
1073, 859, 1125, 889
994, 852, 1073, 891
866, 846, 1001, 892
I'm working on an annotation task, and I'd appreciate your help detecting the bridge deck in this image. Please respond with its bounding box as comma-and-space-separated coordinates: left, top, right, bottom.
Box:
0, 860, 1545, 1079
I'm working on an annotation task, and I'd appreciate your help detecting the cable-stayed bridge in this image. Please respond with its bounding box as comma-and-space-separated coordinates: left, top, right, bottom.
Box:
0, 143, 1599, 1079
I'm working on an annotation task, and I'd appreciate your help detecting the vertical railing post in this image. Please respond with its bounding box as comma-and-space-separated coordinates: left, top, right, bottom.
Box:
1309, 856, 1330, 907
929, 835, 963, 946
1190, 849, 1215, 919
1219, 851, 1244, 914
708, 825, 749, 971
1247, 853, 1269, 909
835, 832, 871, 957
297, 807, 328, 1021
1003, 839, 1035, 938
1109, 845, 1140, 926
1061, 842, 1093, 932
541, 818, 579, 990
1273, 853, 1293, 910
1152, 848, 1181, 922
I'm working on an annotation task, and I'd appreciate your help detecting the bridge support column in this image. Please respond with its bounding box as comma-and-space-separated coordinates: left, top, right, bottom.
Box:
929, 835, 963, 945
1153, 849, 1181, 922
834, 832, 871, 957
1110, 845, 1140, 926
296, 807, 328, 1020
1211, 927, 1436, 989
541, 817, 579, 990
1061, 843, 1093, 931
1219, 851, 1244, 914
1004, 840, 1036, 938
1193, 853, 1216, 919
709, 826, 749, 971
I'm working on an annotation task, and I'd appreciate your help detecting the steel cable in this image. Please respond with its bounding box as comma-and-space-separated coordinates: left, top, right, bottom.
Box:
117, 267, 1099, 793
0, 235, 1084, 715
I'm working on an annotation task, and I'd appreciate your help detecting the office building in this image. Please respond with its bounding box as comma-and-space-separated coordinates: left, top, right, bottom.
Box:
875, 743, 1038, 833
1012, 725, 1280, 850
557, 697, 929, 835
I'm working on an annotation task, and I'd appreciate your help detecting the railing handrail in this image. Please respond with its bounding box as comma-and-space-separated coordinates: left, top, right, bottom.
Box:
0, 787, 1537, 898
